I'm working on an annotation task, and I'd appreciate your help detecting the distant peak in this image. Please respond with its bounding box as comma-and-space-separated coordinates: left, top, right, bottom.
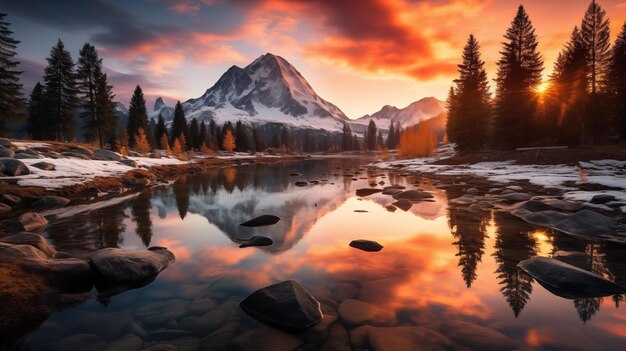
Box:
154, 97, 165, 111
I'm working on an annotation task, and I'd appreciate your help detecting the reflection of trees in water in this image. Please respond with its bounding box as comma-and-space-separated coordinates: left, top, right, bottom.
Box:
602, 242, 626, 308
446, 190, 490, 288
130, 190, 153, 247
492, 212, 538, 317
46, 201, 128, 253
174, 176, 190, 219
574, 297, 602, 324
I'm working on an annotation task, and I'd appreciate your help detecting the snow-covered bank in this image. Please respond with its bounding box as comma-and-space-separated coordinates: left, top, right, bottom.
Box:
373, 145, 626, 205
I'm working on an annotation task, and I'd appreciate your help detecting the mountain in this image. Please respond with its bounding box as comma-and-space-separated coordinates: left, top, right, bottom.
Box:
354, 97, 447, 130
149, 53, 349, 132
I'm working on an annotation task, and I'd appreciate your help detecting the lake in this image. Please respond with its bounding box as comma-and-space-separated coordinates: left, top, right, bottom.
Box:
9, 158, 626, 351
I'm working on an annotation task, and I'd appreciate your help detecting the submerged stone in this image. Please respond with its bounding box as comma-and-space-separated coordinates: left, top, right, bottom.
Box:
240, 215, 281, 227
392, 190, 433, 201
349, 240, 383, 252
32, 196, 70, 211
90, 247, 175, 283
392, 199, 413, 212
356, 188, 383, 197
518, 256, 626, 299
239, 236, 274, 248
240, 280, 323, 333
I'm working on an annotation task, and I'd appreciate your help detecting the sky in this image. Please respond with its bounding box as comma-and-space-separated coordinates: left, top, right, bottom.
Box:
3, 0, 626, 119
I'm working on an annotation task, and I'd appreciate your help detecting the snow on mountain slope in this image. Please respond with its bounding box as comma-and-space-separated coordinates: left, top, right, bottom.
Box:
149, 53, 349, 132
354, 97, 447, 129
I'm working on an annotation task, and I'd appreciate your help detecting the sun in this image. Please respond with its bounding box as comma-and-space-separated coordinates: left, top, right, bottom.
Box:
534, 82, 550, 94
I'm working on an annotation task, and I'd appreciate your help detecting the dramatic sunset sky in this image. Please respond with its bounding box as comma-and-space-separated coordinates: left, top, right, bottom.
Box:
4, 0, 626, 118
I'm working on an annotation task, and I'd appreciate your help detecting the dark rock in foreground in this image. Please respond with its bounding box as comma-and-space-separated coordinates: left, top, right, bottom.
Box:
392, 190, 433, 201
0, 203, 10, 215
356, 188, 383, 197
31, 161, 56, 171
591, 194, 616, 204
240, 215, 281, 227
240, 280, 323, 333
295, 181, 308, 187
518, 256, 626, 299
90, 247, 176, 284
239, 236, 274, 248
32, 196, 70, 211
5, 212, 48, 233
349, 240, 383, 252
0, 159, 30, 176
0, 232, 56, 257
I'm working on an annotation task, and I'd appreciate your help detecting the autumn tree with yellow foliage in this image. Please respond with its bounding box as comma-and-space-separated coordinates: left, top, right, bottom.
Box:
134, 127, 151, 155
398, 123, 438, 158
223, 129, 236, 153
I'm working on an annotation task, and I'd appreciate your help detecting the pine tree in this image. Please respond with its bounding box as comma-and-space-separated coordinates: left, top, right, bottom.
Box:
77, 43, 103, 145
208, 119, 218, 150
154, 114, 167, 148
280, 125, 290, 149
451, 35, 492, 152
493, 6, 544, 149
127, 86, 149, 147
94, 73, 118, 148
581, 0, 611, 94
0, 13, 23, 137
199, 120, 207, 147
386, 121, 396, 149
611, 22, 626, 138
376, 130, 383, 149
26, 82, 48, 140
549, 27, 588, 145
171, 101, 188, 146
44, 39, 79, 141
235, 120, 249, 152
223, 129, 236, 153
446, 86, 459, 144
342, 123, 352, 151
366, 120, 377, 150
189, 117, 200, 150
252, 126, 262, 152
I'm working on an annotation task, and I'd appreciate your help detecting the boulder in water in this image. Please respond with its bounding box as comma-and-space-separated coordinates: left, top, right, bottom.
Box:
90, 247, 176, 284
356, 188, 382, 197
392, 190, 433, 201
32, 196, 70, 211
349, 240, 383, 252
239, 236, 274, 248
239, 280, 323, 333
240, 215, 281, 227
518, 256, 626, 298
591, 194, 616, 204
392, 199, 413, 212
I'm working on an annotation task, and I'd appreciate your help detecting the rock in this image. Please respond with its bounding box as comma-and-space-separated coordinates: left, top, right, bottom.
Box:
31, 161, 56, 171
231, 325, 303, 351
90, 247, 176, 283
101, 333, 143, 351
94, 148, 124, 161
62, 151, 92, 160
501, 192, 531, 202
392, 199, 412, 212
0, 203, 10, 215
333, 283, 358, 301
436, 320, 516, 351
240, 215, 281, 227
518, 256, 626, 298
468, 204, 482, 213
392, 190, 433, 201
353, 210, 368, 213
290, 172, 302, 176
543, 199, 583, 212
320, 324, 350, 351
591, 194, 616, 204
6, 212, 48, 232
137, 299, 190, 326
0, 137, 13, 148
356, 188, 383, 197
239, 236, 274, 248
385, 205, 397, 212
0, 194, 21, 206
150, 150, 162, 159
0, 158, 30, 176
54, 251, 73, 259
148, 329, 193, 341
466, 187, 479, 195
120, 159, 138, 167
14, 149, 42, 159
295, 181, 308, 187
349, 325, 454, 351
0, 147, 15, 158
188, 298, 215, 315
338, 299, 387, 325
382, 188, 403, 195
0, 232, 56, 257
449, 195, 476, 205
179, 301, 238, 336
32, 196, 70, 210
71, 146, 95, 158
349, 240, 383, 252
240, 280, 323, 333
552, 210, 620, 241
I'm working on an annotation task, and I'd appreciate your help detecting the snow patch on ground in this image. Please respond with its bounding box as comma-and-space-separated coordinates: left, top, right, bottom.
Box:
1, 156, 190, 189
11, 141, 52, 149
373, 145, 626, 201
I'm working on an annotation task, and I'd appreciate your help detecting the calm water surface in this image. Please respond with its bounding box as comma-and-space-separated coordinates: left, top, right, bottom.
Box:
13, 158, 626, 350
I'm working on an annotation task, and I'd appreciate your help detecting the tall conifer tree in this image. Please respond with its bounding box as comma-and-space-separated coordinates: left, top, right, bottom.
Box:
127, 86, 149, 147
611, 22, 626, 138
26, 82, 47, 139
44, 39, 78, 141
171, 101, 188, 145
0, 13, 23, 137
493, 6, 543, 149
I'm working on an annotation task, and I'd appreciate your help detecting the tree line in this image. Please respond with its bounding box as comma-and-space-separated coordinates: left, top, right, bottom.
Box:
447, 1, 626, 153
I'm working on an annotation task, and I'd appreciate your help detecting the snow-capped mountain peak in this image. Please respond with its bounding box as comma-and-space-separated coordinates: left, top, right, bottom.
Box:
355, 97, 447, 129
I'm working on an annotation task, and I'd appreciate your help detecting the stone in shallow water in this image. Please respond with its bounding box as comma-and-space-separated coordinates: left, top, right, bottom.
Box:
350, 325, 454, 351
518, 256, 626, 299
436, 320, 516, 351
0, 202, 10, 215
231, 325, 304, 351
392, 199, 413, 212
295, 181, 308, 187
239, 236, 273, 248
89, 247, 175, 283
240, 280, 323, 333
392, 190, 433, 201
7, 212, 48, 233
240, 215, 281, 227
591, 194, 616, 204
338, 298, 388, 325
32, 196, 70, 211
356, 188, 383, 197
349, 240, 383, 252
500, 192, 532, 202
0, 232, 56, 257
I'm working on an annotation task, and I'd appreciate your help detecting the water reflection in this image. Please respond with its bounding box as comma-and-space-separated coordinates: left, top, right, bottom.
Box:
6, 158, 626, 350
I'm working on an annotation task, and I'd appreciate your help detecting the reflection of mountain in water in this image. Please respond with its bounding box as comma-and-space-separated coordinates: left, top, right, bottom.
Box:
153, 160, 362, 253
